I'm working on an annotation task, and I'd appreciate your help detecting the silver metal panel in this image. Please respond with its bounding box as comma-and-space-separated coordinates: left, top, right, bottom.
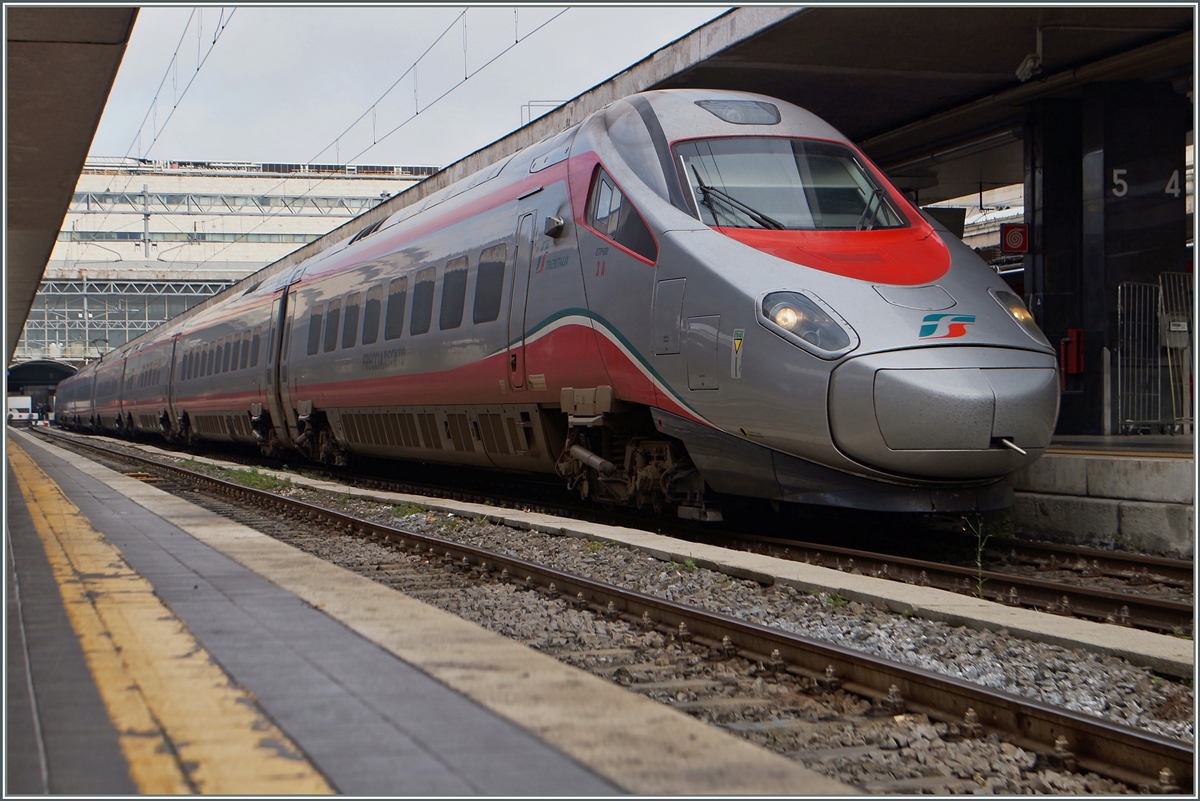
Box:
872, 284, 956, 310
683, 315, 720, 390
651, 279, 686, 355
874, 368, 993, 450
984, 367, 1058, 447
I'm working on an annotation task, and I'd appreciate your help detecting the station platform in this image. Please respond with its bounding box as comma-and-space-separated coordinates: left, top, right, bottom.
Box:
1011, 434, 1194, 559
5, 429, 849, 796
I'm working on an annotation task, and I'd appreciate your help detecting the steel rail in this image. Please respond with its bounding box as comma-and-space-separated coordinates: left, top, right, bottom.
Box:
42, 431, 1193, 792
742, 535, 1193, 634
989, 537, 1194, 586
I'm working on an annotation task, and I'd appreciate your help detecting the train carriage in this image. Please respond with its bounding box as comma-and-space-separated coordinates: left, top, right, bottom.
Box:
56, 88, 1059, 516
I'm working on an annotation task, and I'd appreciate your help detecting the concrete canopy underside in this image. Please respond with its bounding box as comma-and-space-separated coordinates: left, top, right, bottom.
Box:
6, 6, 1193, 361
6, 7, 137, 365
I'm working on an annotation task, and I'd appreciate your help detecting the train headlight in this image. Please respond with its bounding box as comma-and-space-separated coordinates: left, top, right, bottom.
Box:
759, 291, 857, 359
990, 288, 1051, 348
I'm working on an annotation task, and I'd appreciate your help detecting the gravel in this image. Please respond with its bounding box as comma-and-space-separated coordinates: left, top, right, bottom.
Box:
300, 490, 1193, 745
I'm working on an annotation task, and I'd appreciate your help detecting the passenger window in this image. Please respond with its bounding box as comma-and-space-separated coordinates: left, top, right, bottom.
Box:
222, 339, 232, 372
473, 245, 506, 324
230, 334, 242, 371
307, 306, 324, 356
343, 292, 361, 349
324, 300, 342, 353
410, 267, 435, 335
362, 285, 383, 345
240, 334, 250, 369
250, 327, 262, 367
384, 278, 407, 341
206, 345, 215, 376
587, 169, 657, 262
440, 257, 468, 330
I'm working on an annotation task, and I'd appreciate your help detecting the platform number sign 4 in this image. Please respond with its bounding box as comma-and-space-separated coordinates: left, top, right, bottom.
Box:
1111, 168, 1184, 198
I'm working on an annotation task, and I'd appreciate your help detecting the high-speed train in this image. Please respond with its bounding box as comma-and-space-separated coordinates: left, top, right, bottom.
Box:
56, 89, 1059, 518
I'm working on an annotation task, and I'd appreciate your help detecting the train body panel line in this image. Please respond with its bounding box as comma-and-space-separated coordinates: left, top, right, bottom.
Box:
10, 428, 849, 795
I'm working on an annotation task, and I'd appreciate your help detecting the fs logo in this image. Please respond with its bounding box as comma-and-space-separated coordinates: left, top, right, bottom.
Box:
919, 313, 976, 339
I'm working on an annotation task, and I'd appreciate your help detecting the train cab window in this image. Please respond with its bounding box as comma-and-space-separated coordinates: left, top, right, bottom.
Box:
307, 305, 325, 356
674, 138, 906, 230
343, 293, 361, 349
250, 327, 262, 367
324, 300, 342, 353
385, 278, 407, 341
411, 268, 435, 335
440, 257, 468, 330
473, 245, 506, 324
587, 170, 657, 262
362, 285, 383, 345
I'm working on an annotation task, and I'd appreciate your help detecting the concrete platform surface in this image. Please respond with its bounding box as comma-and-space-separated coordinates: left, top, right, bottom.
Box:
8, 429, 852, 796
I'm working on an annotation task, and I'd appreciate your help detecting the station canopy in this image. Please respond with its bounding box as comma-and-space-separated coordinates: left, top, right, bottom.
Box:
651, 6, 1193, 204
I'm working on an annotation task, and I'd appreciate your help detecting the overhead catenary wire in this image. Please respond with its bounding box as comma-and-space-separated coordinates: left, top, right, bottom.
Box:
183, 6, 569, 274
84, 9, 238, 260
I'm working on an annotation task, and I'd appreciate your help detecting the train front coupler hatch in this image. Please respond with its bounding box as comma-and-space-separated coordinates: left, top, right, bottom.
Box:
554, 386, 721, 520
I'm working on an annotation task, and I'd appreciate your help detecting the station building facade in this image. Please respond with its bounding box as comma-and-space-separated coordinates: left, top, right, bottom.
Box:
14, 158, 436, 365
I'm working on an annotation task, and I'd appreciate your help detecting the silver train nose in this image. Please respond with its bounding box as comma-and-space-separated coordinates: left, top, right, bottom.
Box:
829, 347, 1059, 479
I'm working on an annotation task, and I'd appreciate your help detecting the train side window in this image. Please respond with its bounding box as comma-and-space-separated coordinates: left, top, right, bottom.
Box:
250, 327, 262, 367
231, 334, 242, 370
343, 292, 361, 349
384, 278, 407, 341
307, 305, 324, 356
182, 352, 189, 381
219, 338, 230, 372
240, 333, 250, 369
362, 285, 383, 345
206, 345, 215, 376
324, 299, 342, 353
473, 244, 506, 323
587, 169, 657, 262
440, 257, 468, 330
411, 267, 435, 335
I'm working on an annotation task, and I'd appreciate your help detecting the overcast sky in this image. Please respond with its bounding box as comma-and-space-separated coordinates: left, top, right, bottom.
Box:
89, 6, 731, 169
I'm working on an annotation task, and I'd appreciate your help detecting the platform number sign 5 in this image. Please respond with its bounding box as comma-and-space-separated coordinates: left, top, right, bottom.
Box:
1111, 168, 1184, 198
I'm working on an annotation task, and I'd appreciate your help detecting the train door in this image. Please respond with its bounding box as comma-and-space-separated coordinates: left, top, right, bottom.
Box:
507, 212, 536, 390
281, 286, 304, 442
264, 285, 299, 449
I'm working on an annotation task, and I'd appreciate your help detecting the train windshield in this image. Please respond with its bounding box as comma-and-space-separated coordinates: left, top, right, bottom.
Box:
674, 138, 907, 231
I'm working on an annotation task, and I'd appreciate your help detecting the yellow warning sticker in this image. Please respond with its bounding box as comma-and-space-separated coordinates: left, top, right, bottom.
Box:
732, 328, 744, 378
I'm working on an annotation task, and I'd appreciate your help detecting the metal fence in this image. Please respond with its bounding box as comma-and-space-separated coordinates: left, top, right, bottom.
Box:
1116, 282, 1162, 433
1159, 272, 1194, 432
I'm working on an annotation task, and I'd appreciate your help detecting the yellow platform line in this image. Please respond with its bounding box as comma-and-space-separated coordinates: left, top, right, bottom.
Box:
8, 440, 333, 795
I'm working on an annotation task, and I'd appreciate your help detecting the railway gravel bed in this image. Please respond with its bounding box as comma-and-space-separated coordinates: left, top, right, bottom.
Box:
31, 431, 1195, 793
284, 486, 1191, 744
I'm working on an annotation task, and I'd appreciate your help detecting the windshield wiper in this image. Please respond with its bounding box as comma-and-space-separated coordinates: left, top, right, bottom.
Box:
856, 187, 886, 231
691, 167, 785, 230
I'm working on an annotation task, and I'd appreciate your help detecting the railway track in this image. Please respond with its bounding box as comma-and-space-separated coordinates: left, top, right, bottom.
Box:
31, 429, 1194, 793
737, 534, 1193, 635
39, 428, 1192, 635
